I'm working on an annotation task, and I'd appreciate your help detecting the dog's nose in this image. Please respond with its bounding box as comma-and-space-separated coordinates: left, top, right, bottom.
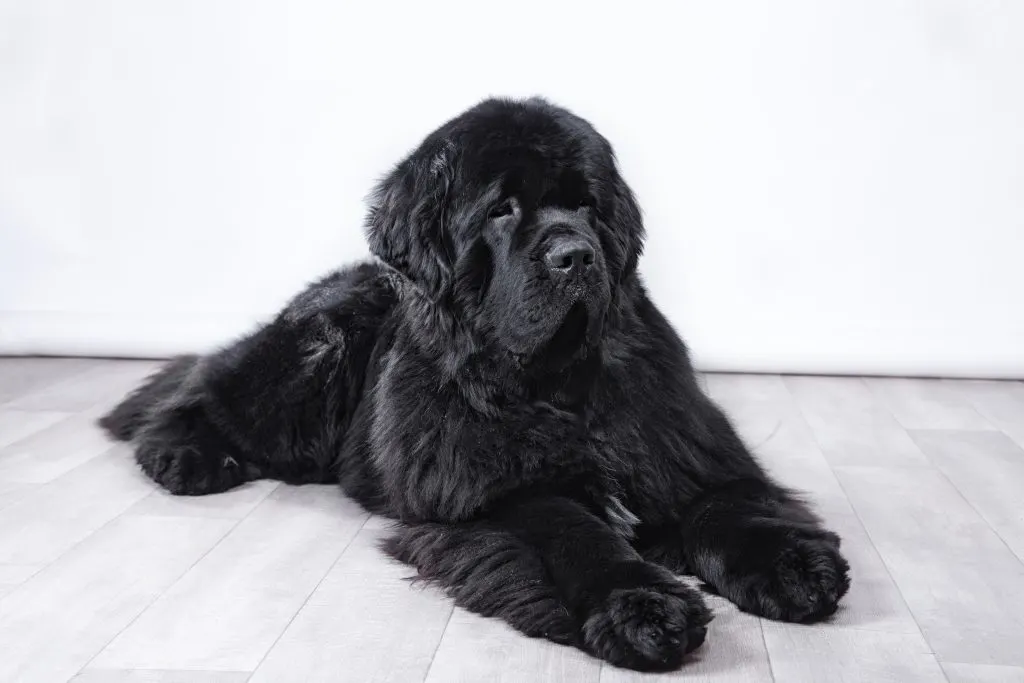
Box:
545, 239, 595, 274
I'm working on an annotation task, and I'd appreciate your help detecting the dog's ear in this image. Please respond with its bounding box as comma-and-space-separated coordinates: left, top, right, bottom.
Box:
605, 161, 646, 281
365, 140, 456, 296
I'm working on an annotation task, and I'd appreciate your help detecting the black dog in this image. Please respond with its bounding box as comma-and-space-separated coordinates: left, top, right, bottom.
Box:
100, 97, 849, 671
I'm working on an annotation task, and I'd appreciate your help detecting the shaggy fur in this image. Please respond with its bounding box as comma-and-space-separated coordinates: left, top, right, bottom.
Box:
100, 97, 849, 671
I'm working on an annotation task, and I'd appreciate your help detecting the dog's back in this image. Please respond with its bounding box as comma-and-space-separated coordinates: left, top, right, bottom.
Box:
97, 261, 399, 494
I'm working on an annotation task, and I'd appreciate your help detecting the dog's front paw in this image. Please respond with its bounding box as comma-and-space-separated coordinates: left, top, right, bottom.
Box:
582, 566, 711, 671
727, 529, 850, 623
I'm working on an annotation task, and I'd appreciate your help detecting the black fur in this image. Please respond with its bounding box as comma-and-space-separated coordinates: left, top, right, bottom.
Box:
100, 97, 849, 671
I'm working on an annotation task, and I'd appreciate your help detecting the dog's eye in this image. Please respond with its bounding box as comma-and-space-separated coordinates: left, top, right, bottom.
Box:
489, 200, 514, 219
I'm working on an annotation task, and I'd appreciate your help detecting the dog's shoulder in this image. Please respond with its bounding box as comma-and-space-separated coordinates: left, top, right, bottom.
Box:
281, 259, 401, 326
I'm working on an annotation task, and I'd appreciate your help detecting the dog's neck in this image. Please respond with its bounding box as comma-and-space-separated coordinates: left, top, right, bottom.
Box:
388, 281, 602, 414
381, 258, 647, 414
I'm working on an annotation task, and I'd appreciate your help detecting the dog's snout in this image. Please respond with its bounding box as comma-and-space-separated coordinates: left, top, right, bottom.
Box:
545, 238, 595, 275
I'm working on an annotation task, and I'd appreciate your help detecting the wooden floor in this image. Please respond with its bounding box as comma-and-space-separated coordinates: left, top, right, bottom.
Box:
1, 358, 1024, 683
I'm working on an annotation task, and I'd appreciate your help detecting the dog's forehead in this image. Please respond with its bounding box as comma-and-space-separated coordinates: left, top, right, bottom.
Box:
437, 103, 599, 197
461, 123, 582, 178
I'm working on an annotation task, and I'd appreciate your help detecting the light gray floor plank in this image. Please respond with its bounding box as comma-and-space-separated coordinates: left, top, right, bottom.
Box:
947, 379, 1024, 448
361, 512, 398, 530
0, 446, 155, 564
942, 662, 1024, 683
0, 357, 98, 403
72, 671, 251, 683
425, 609, 602, 683
0, 514, 235, 683
865, 377, 995, 431
0, 562, 42, 599
817, 507, 921, 634
4, 360, 161, 413
911, 430, 1024, 562
761, 624, 946, 682
835, 465, 1024, 667
0, 411, 121, 483
0, 409, 71, 449
785, 375, 930, 467
125, 480, 281, 520
250, 527, 453, 683
705, 374, 850, 513
91, 486, 369, 672
601, 594, 772, 683
0, 479, 39, 512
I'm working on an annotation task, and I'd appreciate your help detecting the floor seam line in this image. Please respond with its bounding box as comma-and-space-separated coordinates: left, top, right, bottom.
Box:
70, 481, 278, 678
781, 375, 936, 650
246, 510, 374, 679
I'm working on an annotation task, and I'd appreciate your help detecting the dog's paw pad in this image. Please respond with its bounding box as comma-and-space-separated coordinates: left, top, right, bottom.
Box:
583, 585, 711, 671
743, 535, 851, 623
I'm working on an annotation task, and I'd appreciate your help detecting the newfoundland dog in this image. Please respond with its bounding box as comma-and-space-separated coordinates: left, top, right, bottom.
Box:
100, 97, 849, 671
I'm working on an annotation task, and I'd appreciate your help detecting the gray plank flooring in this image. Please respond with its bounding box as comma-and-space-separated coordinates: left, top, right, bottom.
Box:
0, 358, 1022, 682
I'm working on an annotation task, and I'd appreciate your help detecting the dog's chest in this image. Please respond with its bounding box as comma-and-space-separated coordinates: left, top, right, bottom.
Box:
372, 353, 613, 472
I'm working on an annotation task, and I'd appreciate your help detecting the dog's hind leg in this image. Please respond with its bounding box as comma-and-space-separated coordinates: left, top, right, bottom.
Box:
99, 263, 398, 496
98, 355, 198, 442
98, 354, 255, 495
133, 397, 259, 496
119, 356, 260, 495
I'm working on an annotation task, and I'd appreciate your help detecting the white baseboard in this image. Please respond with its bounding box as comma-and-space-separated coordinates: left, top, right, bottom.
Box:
691, 348, 1024, 380
0, 311, 268, 358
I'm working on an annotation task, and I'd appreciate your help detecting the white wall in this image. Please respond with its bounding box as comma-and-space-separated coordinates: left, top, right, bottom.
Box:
2, 1, 1022, 377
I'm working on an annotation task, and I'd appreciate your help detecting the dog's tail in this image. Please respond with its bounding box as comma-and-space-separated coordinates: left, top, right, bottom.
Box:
97, 354, 199, 441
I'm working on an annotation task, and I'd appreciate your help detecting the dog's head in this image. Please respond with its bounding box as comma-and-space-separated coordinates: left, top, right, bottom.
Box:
366, 97, 644, 366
